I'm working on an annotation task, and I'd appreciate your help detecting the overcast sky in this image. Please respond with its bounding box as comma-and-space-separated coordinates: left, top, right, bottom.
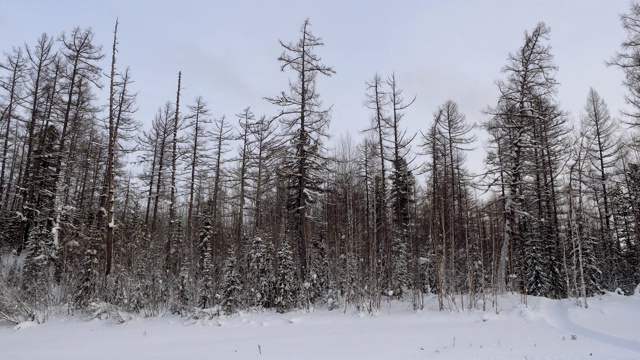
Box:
0, 0, 632, 174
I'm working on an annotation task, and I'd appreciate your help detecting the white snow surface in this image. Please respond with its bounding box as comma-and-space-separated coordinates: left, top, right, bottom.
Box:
1, 292, 639, 360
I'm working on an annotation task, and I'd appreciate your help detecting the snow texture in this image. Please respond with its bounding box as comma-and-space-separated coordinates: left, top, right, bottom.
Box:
1, 293, 639, 359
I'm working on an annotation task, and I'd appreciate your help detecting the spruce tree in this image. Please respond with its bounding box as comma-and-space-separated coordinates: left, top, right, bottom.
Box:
219, 248, 241, 314
247, 235, 274, 308
275, 239, 297, 313
198, 216, 214, 308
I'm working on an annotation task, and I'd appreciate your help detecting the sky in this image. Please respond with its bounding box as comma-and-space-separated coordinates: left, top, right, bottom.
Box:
0, 0, 632, 174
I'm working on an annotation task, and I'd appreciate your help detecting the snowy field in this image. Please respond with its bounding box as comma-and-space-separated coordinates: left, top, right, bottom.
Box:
1, 292, 639, 360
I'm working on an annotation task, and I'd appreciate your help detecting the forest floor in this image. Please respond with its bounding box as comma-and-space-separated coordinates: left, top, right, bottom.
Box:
1, 291, 639, 359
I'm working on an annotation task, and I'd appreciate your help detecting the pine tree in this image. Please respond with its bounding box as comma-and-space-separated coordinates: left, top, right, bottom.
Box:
275, 239, 297, 313
219, 248, 241, 314
390, 158, 414, 297
247, 235, 274, 308
23, 215, 57, 286
307, 233, 329, 306
198, 215, 214, 308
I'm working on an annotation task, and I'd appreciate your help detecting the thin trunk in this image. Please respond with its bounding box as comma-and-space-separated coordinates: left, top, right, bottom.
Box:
104, 19, 118, 276
167, 71, 182, 272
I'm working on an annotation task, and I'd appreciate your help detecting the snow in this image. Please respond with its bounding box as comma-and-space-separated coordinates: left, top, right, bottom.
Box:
1, 293, 639, 360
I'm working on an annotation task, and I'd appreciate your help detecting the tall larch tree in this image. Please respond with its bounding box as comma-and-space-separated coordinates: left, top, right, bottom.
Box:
102, 19, 138, 276
385, 73, 416, 295
484, 22, 559, 295
167, 71, 182, 275
580, 88, 620, 288
0, 47, 26, 211
609, 1, 640, 135
363, 74, 389, 289
267, 19, 335, 281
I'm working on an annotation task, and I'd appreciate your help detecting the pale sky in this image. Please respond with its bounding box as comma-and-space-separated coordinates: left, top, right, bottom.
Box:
0, 0, 632, 174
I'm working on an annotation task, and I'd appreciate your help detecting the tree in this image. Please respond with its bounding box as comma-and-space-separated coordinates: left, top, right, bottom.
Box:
55, 27, 103, 200
567, 136, 602, 305
18, 33, 57, 251
421, 100, 477, 305
267, 19, 335, 281
275, 239, 298, 313
386, 73, 416, 233
580, 88, 620, 289
102, 19, 138, 276
484, 22, 560, 296
166, 71, 182, 275
609, 1, 640, 130
208, 115, 233, 263
0, 46, 26, 210
219, 247, 241, 314
246, 115, 279, 234
234, 107, 254, 248
246, 235, 275, 308
198, 211, 214, 308
140, 103, 174, 231
363, 74, 389, 289
185, 96, 211, 267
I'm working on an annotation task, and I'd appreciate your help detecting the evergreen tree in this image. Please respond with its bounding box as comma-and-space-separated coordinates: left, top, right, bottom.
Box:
307, 233, 329, 306
23, 215, 57, 286
219, 248, 241, 314
246, 235, 274, 308
275, 239, 297, 313
198, 214, 214, 308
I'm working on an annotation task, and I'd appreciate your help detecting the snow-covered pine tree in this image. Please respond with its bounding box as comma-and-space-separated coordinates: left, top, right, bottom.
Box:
23, 214, 57, 287
390, 158, 414, 297
75, 228, 101, 308
247, 235, 274, 308
174, 253, 192, 315
574, 233, 602, 297
275, 239, 298, 313
307, 233, 329, 307
525, 233, 561, 297
219, 247, 241, 314
392, 231, 410, 298
198, 215, 214, 308
609, 183, 637, 294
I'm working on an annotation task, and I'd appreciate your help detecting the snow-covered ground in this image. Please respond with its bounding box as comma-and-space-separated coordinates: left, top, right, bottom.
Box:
1, 292, 639, 360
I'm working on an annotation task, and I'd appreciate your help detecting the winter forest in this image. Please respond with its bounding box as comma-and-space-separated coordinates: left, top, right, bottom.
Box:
1, 4, 640, 325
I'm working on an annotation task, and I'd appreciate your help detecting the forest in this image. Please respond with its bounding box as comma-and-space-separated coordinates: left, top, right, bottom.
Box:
0, 4, 639, 324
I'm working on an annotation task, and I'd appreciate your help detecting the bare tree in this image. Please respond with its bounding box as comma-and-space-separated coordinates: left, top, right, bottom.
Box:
0, 47, 26, 210
246, 114, 280, 234
55, 27, 104, 198
608, 1, 640, 130
102, 19, 138, 276
363, 74, 389, 287
184, 96, 211, 274
580, 88, 620, 288
166, 71, 182, 274
234, 107, 254, 248
208, 114, 234, 261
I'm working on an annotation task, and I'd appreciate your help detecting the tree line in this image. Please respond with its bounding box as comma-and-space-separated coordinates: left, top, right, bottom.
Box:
1, 9, 640, 321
